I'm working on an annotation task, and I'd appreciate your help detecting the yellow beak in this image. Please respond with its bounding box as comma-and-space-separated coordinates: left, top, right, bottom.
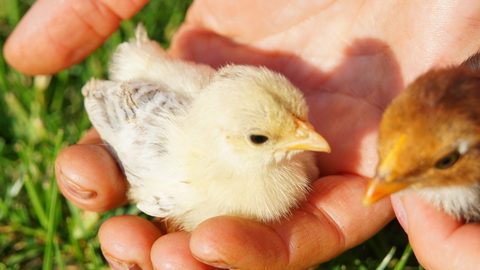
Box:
283, 118, 331, 153
362, 177, 413, 206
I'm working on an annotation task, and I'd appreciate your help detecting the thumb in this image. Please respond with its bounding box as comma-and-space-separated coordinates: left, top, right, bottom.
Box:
392, 193, 480, 269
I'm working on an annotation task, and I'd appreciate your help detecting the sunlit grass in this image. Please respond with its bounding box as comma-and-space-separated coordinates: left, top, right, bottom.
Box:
0, 0, 421, 269
0, 0, 190, 268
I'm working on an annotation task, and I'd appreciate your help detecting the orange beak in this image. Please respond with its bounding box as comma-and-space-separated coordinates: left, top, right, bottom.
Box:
362, 177, 413, 206
284, 118, 331, 153
363, 134, 412, 206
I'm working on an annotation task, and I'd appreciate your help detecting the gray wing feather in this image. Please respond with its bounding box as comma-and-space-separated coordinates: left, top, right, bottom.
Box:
82, 79, 187, 146
82, 79, 190, 216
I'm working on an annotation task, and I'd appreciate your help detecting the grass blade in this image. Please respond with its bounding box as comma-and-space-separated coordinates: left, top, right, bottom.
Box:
393, 244, 413, 270
375, 246, 397, 270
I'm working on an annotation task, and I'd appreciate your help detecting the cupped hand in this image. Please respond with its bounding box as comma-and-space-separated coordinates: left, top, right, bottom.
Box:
6, 0, 480, 269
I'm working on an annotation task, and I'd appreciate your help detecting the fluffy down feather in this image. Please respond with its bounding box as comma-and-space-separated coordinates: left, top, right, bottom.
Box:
83, 25, 330, 231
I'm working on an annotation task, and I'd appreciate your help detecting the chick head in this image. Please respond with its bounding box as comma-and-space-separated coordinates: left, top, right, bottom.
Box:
363, 67, 480, 205
186, 65, 330, 166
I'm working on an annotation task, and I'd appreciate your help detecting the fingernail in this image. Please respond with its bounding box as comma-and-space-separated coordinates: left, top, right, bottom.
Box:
193, 255, 236, 269
391, 195, 408, 233
104, 253, 142, 270
59, 171, 96, 200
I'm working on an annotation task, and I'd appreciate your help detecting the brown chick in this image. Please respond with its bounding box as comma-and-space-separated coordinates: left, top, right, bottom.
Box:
363, 53, 480, 222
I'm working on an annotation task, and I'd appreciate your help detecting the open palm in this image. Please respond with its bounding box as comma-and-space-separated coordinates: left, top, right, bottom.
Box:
5, 0, 480, 269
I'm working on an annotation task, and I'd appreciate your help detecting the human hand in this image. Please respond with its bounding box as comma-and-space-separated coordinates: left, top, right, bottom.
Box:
6, 0, 480, 269
392, 194, 480, 270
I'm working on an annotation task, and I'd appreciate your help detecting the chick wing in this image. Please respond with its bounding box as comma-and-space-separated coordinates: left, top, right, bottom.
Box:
83, 79, 190, 216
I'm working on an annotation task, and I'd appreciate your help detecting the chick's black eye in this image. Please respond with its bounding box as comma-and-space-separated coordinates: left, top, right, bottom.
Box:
250, 134, 269, 145
435, 151, 460, 169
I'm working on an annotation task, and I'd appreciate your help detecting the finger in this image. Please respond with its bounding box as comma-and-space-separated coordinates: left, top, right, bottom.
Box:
151, 232, 215, 270
402, 194, 480, 269
390, 195, 408, 231
191, 216, 289, 269
77, 127, 106, 146
55, 128, 128, 212
190, 174, 394, 270
4, 0, 149, 75
99, 215, 162, 270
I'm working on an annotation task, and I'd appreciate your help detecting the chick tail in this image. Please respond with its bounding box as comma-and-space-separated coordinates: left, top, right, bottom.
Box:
108, 24, 168, 83
108, 24, 214, 97
134, 23, 150, 44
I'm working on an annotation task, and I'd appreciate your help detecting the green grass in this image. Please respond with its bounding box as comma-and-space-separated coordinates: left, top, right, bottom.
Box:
0, 0, 421, 269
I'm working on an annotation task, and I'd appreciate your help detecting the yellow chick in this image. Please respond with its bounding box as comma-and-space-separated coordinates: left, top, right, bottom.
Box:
82, 25, 330, 231
363, 53, 480, 222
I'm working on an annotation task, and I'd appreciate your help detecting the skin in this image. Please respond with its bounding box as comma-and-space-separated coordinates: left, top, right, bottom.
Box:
4, 0, 480, 269
392, 194, 480, 269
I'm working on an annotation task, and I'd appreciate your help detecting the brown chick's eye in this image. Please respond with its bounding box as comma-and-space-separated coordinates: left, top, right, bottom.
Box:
250, 135, 269, 144
435, 151, 460, 169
